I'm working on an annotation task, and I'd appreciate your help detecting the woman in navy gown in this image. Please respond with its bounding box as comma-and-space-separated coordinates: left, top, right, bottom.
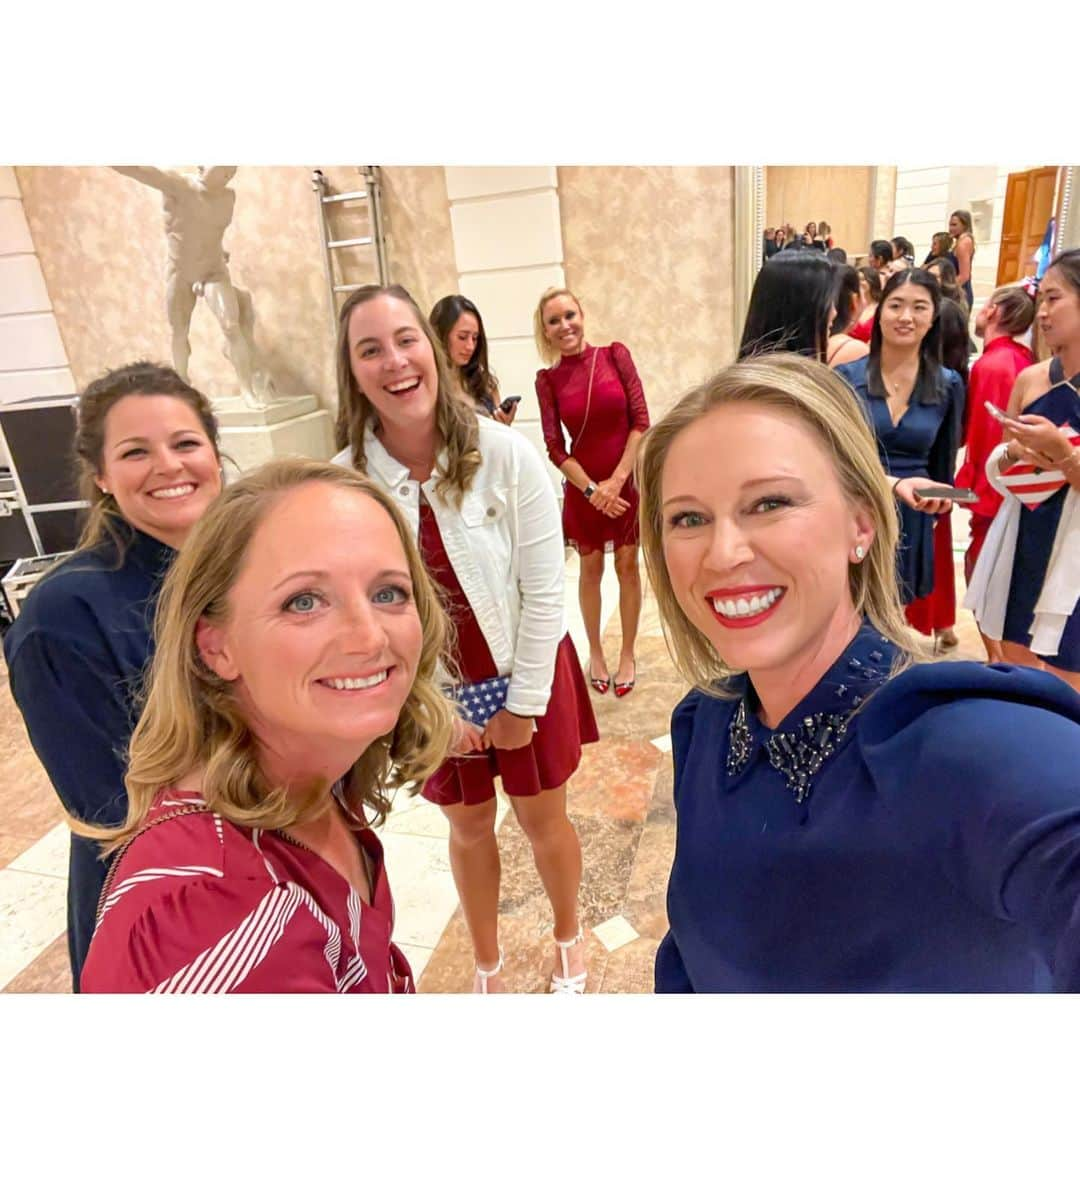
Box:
637, 351, 1080, 992
966, 249, 1080, 692
835, 269, 965, 617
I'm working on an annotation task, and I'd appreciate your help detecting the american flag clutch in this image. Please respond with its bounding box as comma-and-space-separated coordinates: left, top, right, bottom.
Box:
1000, 425, 1079, 509
451, 675, 511, 727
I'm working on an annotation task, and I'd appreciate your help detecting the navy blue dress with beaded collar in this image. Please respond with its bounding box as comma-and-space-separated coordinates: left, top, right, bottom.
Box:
655, 623, 1080, 992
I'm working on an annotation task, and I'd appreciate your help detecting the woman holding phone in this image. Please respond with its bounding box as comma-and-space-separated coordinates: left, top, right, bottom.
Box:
835, 269, 965, 625
966, 251, 1080, 690
429, 294, 518, 424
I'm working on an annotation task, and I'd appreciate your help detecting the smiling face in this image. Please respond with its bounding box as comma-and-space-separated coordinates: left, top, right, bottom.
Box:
347, 294, 440, 435
447, 311, 480, 368
196, 481, 423, 780
1036, 266, 1080, 352
542, 294, 585, 357
878, 280, 935, 348
660, 403, 873, 687
97, 394, 221, 548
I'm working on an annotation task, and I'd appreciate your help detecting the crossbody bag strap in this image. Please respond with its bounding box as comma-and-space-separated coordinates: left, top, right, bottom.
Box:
570, 347, 600, 450
94, 802, 211, 924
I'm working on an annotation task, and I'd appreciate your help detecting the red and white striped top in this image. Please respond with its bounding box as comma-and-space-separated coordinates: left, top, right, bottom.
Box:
81, 789, 414, 994
999, 425, 1080, 508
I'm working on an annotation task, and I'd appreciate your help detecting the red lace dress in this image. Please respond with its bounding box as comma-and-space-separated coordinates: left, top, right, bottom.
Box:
535, 342, 650, 555
418, 502, 598, 808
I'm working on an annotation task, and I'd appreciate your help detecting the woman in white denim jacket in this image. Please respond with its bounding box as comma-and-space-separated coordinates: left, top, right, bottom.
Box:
333, 285, 598, 993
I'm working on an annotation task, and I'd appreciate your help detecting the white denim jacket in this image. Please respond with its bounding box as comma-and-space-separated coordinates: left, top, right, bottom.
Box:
333, 416, 566, 716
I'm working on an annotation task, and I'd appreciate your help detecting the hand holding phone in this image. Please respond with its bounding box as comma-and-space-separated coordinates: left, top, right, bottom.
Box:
914, 484, 978, 503
500, 396, 522, 413
984, 400, 1020, 426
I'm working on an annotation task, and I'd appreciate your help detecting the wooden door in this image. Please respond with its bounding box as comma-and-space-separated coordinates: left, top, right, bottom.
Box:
997, 166, 1058, 285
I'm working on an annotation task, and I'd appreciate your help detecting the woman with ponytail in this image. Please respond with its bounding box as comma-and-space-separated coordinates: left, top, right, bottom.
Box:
3, 363, 223, 989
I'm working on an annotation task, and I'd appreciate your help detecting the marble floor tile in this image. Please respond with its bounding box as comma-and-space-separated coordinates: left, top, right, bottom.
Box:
592, 914, 640, 953
7, 822, 69, 878
378, 832, 461, 948
597, 935, 660, 995
568, 739, 661, 824
2, 932, 71, 993
0, 869, 68, 991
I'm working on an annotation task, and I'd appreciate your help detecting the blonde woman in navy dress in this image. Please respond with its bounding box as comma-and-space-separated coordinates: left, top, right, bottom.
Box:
966, 249, 1080, 692
638, 353, 1080, 992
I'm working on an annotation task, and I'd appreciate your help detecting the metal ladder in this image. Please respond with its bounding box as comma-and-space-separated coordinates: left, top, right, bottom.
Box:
312, 167, 389, 339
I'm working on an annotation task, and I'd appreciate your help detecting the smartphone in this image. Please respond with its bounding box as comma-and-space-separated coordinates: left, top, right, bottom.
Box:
914, 484, 979, 503
984, 400, 1021, 425
499, 396, 522, 413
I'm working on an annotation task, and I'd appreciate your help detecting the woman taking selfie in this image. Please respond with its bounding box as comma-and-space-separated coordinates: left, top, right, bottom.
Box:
639, 352, 1080, 992
835, 269, 966, 630
534, 287, 650, 699
429, 294, 517, 424
4, 363, 223, 989
80, 460, 453, 992
336, 284, 596, 994
966, 250, 1080, 691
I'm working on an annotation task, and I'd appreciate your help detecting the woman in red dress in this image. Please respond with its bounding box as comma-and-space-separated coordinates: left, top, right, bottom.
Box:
534, 287, 651, 697
334, 284, 597, 993
79, 459, 456, 993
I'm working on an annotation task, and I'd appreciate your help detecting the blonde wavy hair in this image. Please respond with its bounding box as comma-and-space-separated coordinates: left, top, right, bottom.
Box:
534, 287, 583, 367
335, 284, 481, 508
74, 458, 456, 856
637, 352, 928, 695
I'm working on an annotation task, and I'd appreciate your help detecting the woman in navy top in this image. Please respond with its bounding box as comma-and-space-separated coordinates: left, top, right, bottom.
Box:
3, 363, 222, 989
835, 269, 965, 610
637, 351, 1080, 992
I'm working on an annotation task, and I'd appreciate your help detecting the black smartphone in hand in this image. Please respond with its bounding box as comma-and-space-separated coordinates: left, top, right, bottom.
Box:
500, 396, 522, 413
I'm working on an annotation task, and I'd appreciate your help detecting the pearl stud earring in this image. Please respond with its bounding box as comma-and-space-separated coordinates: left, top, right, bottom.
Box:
854, 545, 865, 561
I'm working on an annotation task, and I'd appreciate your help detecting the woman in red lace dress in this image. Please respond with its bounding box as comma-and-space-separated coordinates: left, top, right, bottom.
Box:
534, 288, 651, 697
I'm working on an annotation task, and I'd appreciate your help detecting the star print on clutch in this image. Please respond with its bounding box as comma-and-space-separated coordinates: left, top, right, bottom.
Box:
451, 675, 511, 727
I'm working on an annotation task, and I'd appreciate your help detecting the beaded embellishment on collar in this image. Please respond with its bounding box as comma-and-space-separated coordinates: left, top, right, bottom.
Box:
725, 633, 892, 804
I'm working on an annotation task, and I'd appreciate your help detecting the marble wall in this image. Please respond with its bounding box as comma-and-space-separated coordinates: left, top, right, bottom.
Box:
559, 166, 736, 418
13, 166, 457, 414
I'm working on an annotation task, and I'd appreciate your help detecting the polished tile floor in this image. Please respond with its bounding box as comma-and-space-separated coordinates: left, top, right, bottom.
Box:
0, 552, 986, 994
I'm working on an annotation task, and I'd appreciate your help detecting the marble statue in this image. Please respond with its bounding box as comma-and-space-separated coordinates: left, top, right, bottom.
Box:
113, 166, 278, 409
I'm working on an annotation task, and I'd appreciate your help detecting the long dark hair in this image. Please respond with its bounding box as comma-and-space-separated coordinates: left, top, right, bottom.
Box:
429, 294, 500, 414
1048, 247, 1080, 297
738, 251, 836, 362
925, 256, 966, 308
831, 265, 861, 334
868, 269, 946, 405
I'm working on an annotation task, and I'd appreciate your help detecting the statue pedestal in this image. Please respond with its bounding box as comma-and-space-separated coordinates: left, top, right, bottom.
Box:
213, 395, 335, 474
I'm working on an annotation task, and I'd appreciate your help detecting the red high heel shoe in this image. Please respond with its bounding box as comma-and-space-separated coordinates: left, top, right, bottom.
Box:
588, 660, 611, 695
614, 660, 636, 699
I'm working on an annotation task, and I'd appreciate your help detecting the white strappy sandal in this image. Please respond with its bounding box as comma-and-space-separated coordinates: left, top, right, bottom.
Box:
550, 927, 588, 994
474, 952, 504, 994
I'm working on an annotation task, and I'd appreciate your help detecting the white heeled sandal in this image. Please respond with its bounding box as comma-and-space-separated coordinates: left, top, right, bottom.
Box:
474, 952, 504, 994
550, 927, 588, 994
